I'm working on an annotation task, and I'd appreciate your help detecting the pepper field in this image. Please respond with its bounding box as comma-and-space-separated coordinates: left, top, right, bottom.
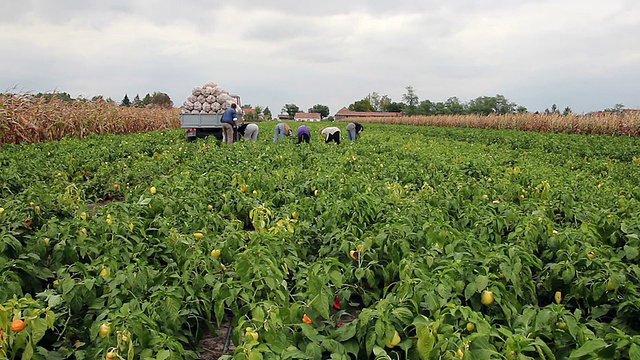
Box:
1, 121, 639, 359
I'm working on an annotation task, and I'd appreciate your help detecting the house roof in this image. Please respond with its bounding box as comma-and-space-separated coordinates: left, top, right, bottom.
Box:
335, 107, 401, 117
294, 112, 321, 119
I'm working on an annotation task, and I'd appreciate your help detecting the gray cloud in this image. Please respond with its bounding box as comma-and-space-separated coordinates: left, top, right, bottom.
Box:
1, 0, 639, 115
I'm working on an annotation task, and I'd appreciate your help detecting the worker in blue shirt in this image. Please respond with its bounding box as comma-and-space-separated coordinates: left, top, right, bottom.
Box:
221, 103, 238, 144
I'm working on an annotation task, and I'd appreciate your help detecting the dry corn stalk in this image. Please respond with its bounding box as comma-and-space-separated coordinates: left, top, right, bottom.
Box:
336, 113, 640, 136
1, 92, 180, 144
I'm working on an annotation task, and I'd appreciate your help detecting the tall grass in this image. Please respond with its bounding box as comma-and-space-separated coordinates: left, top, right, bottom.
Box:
1, 92, 180, 144
338, 113, 640, 136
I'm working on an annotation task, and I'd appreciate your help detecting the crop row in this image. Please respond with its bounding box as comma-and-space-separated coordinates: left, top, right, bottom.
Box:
1, 123, 639, 359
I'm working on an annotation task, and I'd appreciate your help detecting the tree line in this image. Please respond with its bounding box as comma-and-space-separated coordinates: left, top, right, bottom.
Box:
348, 86, 531, 116
120, 93, 173, 108
31, 91, 174, 109
346, 86, 594, 116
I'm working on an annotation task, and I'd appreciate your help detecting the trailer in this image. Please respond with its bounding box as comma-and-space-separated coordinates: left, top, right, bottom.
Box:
180, 113, 225, 141
180, 94, 243, 142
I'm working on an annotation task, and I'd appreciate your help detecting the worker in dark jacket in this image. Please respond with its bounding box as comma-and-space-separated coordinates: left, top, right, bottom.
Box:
346, 122, 364, 141
237, 123, 259, 141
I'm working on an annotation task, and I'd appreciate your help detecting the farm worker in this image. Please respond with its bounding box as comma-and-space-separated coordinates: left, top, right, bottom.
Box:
297, 125, 311, 144
273, 122, 292, 142
346, 122, 364, 141
320, 126, 341, 145
221, 103, 238, 144
237, 123, 259, 141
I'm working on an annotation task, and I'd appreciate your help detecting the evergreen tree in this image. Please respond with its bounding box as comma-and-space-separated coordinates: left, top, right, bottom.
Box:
142, 93, 152, 106
133, 94, 143, 108
121, 94, 131, 107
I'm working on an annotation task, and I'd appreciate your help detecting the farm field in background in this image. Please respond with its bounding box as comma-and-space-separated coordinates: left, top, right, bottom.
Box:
341, 112, 640, 136
1, 122, 640, 359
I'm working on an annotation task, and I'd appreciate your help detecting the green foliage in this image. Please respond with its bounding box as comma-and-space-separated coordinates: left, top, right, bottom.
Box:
308, 104, 330, 118
348, 98, 375, 112
1, 124, 640, 359
263, 106, 272, 119
382, 102, 405, 112
35, 92, 73, 102
142, 93, 153, 106
149, 92, 173, 108
282, 104, 299, 119
401, 86, 419, 115
120, 94, 131, 107
132, 94, 144, 108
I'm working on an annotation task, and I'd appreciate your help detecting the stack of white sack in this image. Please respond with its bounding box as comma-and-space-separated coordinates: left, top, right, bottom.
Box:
180, 82, 240, 115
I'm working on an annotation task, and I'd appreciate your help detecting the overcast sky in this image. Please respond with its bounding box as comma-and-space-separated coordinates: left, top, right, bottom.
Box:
2, 0, 639, 114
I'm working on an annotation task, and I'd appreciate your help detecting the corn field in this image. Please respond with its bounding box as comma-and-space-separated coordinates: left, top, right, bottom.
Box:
0, 92, 180, 144
339, 112, 640, 136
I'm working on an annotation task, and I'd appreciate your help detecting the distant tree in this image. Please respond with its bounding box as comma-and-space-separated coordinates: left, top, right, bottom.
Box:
133, 94, 144, 108
550, 104, 559, 114
562, 106, 572, 116
91, 95, 105, 103
36, 92, 73, 102
121, 94, 131, 107
445, 97, 466, 115
242, 104, 252, 109
383, 102, 405, 112
402, 86, 419, 115
467, 96, 495, 115
308, 104, 330, 118
417, 100, 435, 115
604, 103, 625, 114
142, 93, 152, 106
516, 106, 528, 113
263, 106, 272, 119
282, 104, 299, 119
149, 92, 173, 108
253, 106, 264, 121
433, 102, 447, 115
467, 95, 517, 115
494, 95, 516, 115
348, 98, 375, 112
367, 92, 392, 112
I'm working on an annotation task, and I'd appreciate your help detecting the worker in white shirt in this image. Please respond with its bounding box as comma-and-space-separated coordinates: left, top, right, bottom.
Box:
319, 126, 341, 144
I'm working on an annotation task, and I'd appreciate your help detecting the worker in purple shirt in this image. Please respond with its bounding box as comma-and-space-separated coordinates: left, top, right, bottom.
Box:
297, 125, 311, 144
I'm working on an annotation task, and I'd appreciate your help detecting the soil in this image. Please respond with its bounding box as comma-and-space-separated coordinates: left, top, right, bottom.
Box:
198, 320, 235, 360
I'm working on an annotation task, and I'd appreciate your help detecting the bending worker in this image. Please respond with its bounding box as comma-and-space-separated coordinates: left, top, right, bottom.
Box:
319, 126, 341, 144
273, 122, 292, 142
237, 123, 259, 141
297, 125, 311, 144
346, 122, 364, 141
